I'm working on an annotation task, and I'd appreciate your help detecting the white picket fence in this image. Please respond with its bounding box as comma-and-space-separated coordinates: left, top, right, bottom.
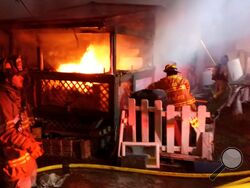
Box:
118, 98, 214, 163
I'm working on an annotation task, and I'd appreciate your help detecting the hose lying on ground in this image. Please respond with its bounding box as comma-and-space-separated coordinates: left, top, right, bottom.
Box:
38, 163, 250, 178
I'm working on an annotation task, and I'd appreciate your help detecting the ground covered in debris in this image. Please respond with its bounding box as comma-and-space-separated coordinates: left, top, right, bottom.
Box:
214, 103, 250, 171
36, 103, 250, 187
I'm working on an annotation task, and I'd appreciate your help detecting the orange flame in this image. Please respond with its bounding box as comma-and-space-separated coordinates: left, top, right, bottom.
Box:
57, 44, 110, 74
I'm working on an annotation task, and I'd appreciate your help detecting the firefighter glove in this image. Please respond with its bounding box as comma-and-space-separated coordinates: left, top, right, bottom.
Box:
28, 141, 44, 159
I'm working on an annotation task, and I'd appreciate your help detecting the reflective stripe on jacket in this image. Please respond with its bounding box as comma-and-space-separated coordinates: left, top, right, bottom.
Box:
148, 74, 196, 108
0, 84, 38, 180
7, 152, 31, 168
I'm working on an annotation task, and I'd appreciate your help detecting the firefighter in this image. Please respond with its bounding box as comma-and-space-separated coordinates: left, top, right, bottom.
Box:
148, 63, 196, 111
212, 55, 229, 99
0, 55, 44, 187
147, 63, 197, 145
208, 55, 230, 116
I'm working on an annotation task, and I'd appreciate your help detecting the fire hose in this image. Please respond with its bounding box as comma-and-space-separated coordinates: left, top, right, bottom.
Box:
37, 163, 250, 178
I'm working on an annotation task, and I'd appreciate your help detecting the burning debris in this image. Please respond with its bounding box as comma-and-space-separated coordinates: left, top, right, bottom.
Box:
1, 3, 250, 182
0, 4, 157, 163
57, 44, 109, 74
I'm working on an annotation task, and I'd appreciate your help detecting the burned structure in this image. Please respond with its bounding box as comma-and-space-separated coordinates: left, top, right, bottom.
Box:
0, 2, 160, 158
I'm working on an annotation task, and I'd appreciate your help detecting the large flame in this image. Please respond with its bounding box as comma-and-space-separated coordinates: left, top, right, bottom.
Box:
57, 45, 109, 73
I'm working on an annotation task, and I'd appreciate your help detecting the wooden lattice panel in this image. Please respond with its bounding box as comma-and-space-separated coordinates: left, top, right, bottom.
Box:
41, 79, 109, 112
99, 84, 109, 112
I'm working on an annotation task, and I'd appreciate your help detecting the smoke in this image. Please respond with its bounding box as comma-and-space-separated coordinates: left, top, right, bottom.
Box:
153, 0, 250, 79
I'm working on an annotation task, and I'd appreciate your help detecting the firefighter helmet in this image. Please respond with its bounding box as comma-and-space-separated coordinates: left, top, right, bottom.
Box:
0, 55, 23, 81
163, 63, 178, 73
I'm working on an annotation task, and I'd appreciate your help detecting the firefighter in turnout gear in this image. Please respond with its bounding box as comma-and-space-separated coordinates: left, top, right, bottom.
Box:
148, 63, 196, 111
0, 56, 43, 188
207, 55, 230, 116
147, 63, 198, 145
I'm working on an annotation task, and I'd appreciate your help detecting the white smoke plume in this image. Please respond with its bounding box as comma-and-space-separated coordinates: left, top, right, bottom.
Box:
153, 0, 250, 79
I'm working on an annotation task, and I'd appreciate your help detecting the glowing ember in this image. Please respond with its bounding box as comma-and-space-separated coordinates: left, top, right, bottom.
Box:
46, 80, 94, 94
57, 45, 109, 73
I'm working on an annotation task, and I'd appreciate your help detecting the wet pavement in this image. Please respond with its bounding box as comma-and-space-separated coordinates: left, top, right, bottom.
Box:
37, 168, 243, 188
36, 104, 250, 188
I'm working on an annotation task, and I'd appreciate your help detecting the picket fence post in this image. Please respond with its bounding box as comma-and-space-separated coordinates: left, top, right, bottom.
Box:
154, 100, 162, 145
128, 98, 136, 142
124, 98, 213, 161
